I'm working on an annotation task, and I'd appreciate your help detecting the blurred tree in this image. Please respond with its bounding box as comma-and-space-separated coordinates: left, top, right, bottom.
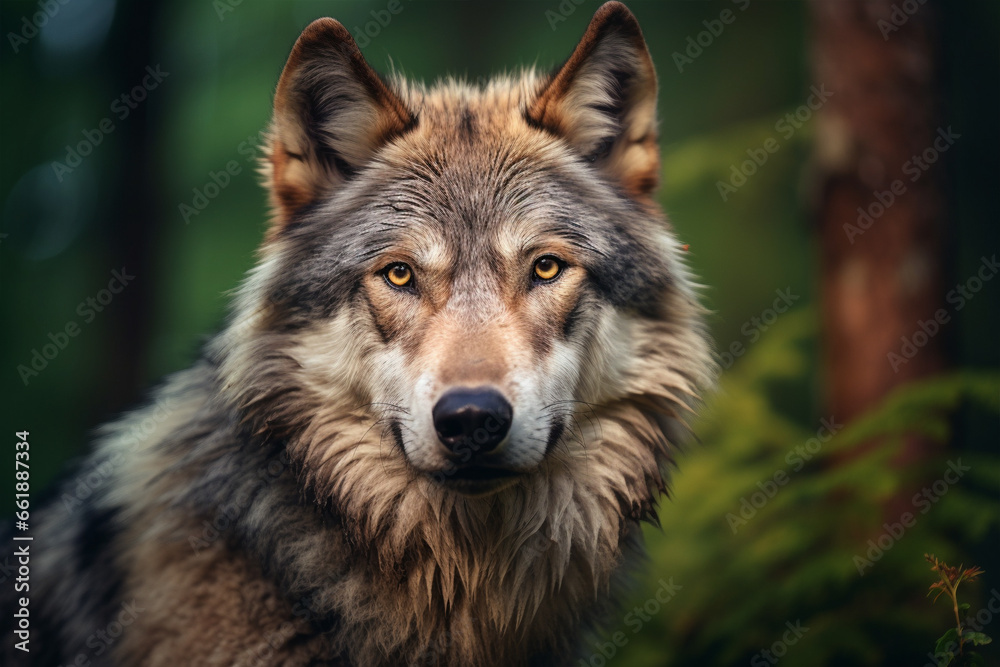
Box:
809, 0, 951, 462
100, 0, 163, 414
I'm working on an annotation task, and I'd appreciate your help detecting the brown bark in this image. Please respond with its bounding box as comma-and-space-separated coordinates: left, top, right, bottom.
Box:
809, 0, 951, 458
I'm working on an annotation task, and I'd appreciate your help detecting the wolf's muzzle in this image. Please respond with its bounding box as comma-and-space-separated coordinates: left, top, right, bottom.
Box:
432, 387, 512, 459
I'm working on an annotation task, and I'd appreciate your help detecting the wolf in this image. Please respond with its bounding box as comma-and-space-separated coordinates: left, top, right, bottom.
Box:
2, 2, 712, 665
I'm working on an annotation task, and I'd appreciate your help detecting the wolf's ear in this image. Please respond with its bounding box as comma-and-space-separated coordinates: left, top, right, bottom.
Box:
265, 18, 414, 226
527, 2, 659, 198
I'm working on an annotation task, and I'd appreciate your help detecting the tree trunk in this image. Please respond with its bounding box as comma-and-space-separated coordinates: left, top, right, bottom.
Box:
809, 0, 950, 460
99, 0, 162, 414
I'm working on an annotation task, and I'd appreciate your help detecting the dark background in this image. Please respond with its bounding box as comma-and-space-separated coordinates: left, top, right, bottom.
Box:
1, 1, 998, 665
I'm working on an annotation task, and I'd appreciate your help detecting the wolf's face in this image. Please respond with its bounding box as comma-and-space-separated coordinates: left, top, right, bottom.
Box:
217, 4, 710, 505
317, 131, 677, 495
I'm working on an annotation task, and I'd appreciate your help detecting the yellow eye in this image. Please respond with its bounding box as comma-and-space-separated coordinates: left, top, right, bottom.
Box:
384, 263, 413, 288
533, 256, 562, 282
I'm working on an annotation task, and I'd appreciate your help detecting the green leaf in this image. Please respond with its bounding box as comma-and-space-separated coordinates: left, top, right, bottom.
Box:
965, 652, 985, 667
936, 628, 960, 655
962, 631, 992, 646
959, 603, 971, 612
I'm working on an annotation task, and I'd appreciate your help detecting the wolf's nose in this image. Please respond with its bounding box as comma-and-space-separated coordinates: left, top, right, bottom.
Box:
432, 388, 512, 455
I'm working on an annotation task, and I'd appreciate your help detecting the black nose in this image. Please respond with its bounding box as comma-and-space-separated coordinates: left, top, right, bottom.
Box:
432, 387, 512, 455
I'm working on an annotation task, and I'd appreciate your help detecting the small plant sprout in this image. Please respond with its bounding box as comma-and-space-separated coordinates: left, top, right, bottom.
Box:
925, 553, 992, 666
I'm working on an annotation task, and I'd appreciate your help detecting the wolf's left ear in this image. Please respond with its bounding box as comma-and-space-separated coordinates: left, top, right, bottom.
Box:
527, 2, 659, 198
265, 18, 414, 227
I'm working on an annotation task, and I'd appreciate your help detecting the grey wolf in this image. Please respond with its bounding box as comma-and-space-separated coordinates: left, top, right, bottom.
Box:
2, 3, 712, 665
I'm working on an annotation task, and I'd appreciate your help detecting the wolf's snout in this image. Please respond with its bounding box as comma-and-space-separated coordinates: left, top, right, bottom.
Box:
432, 387, 512, 455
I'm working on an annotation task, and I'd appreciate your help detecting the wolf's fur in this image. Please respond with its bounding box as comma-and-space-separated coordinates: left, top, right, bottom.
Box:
3, 3, 712, 665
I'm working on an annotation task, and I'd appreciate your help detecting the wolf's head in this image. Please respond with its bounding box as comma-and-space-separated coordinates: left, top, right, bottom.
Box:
215, 2, 711, 530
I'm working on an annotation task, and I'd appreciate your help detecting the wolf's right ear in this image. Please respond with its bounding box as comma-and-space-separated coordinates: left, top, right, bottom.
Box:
265, 18, 414, 228
527, 2, 659, 198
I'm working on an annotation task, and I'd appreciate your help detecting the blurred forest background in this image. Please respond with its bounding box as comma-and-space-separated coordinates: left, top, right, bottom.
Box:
1, 1, 998, 665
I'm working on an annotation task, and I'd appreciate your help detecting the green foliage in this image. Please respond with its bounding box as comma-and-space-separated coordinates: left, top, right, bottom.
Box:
925, 554, 991, 666
0, 3, 997, 665
609, 311, 1000, 667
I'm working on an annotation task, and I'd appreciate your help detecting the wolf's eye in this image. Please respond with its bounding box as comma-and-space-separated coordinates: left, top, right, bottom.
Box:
383, 263, 413, 288
533, 256, 562, 282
